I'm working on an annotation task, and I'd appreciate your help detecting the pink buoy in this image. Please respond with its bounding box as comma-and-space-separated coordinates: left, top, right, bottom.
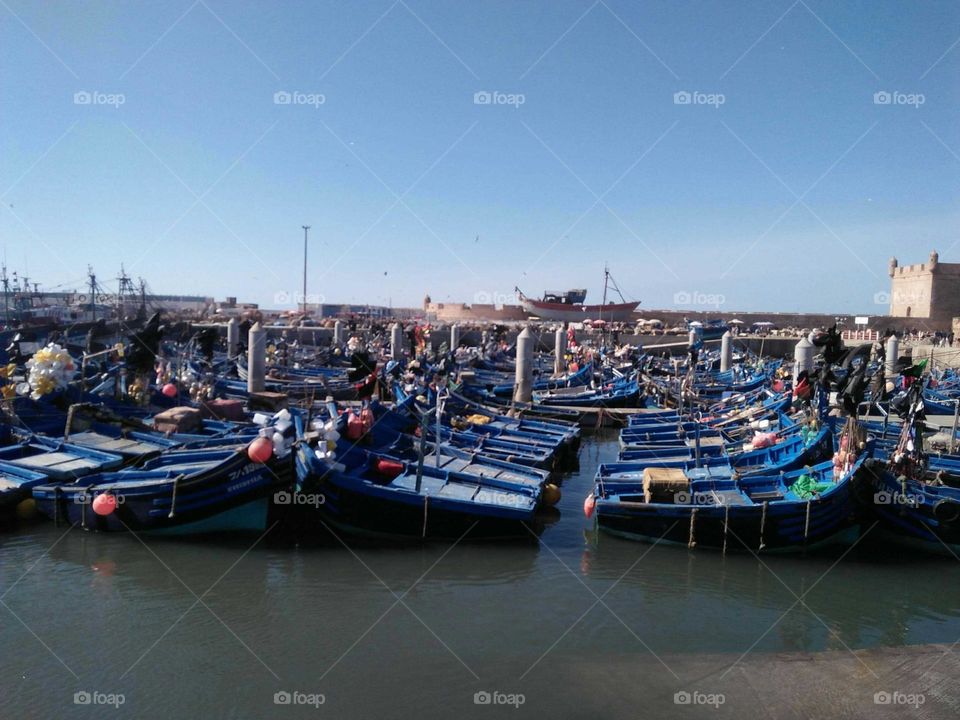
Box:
248, 436, 274, 463
92, 493, 118, 516
161, 383, 177, 398
583, 494, 596, 519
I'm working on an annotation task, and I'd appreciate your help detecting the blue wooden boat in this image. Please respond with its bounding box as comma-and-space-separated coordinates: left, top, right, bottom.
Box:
0, 462, 49, 512
0, 437, 124, 482
592, 455, 867, 551
292, 415, 540, 540
31, 446, 291, 534
852, 382, 960, 554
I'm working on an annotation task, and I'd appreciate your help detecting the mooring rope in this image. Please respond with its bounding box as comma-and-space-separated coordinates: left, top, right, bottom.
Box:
422, 495, 429, 538
804, 499, 812, 544
759, 500, 768, 551
688, 507, 697, 549
722, 504, 729, 555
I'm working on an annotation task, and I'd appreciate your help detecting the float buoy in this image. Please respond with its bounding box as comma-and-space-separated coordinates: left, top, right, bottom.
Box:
583, 494, 596, 518
542, 484, 561, 506
248, 436, 274, 463
92, 493, 118, 516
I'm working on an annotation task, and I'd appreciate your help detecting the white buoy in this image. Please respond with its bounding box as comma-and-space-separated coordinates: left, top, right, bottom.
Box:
450, 323, 460, 350
885, 334, 899, 377
247, 322, 266, 393
554, 326, 566, 376
333, 320, 343, 347
391, 323, 403, 360
514, 326, 534, 403
227, 318, 239, 359
720, 330, 732, 372
793, 336, 814, 384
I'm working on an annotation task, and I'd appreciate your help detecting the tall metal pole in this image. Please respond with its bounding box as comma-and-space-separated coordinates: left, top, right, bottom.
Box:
301, 225, 311, 316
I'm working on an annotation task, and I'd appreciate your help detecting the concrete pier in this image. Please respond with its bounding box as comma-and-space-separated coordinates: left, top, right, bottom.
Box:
226, 317, 239, 358
247, 322, 266, 393
514, 326, 534, 403
793, 336, 814, 383
720, 330, 732, 372
554, 326, 566, 376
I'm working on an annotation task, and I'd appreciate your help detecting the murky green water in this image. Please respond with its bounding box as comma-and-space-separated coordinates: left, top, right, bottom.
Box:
2, 433, 959, 718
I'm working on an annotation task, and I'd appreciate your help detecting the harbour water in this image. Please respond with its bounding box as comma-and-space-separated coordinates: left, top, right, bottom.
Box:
2, 433, 959, 719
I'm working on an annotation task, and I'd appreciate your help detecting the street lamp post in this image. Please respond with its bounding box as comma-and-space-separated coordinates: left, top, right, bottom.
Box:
301, 225, 311, 315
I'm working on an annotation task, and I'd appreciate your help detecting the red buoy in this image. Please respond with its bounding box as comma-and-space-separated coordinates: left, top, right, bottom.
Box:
248, 436, 274, 463
92, 493, 118, 516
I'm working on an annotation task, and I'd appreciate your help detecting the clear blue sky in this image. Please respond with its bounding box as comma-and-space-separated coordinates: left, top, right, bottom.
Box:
2, 0, 958, 314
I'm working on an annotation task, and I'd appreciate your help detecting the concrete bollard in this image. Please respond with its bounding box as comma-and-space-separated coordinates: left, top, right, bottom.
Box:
450, 323, 460, 351
720, 330, 732, 372
793, 336, 814, 384
514, 326, 534, 403
885, 334, 899, 377
333, 320, 343, 347
247, 322, 266, 393
227, 318, 239, 359
554, 326, 566, 376
391, 323, 404, 360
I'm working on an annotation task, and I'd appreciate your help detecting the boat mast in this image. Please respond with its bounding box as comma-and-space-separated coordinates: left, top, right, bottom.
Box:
87, 266, 97, 322
1, 263, 8, 326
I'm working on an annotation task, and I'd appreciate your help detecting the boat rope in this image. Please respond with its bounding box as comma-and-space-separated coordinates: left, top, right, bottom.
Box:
804, 500, 811, 544
759, 501, 768, 551
81, 491, 87, 529
168, 474, 184, 519
422, 495, 429, 538
722, 504, 729, 555
688, 508, 697, 549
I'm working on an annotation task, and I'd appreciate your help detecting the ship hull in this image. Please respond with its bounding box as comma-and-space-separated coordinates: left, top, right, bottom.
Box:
520, 299, 639, 322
